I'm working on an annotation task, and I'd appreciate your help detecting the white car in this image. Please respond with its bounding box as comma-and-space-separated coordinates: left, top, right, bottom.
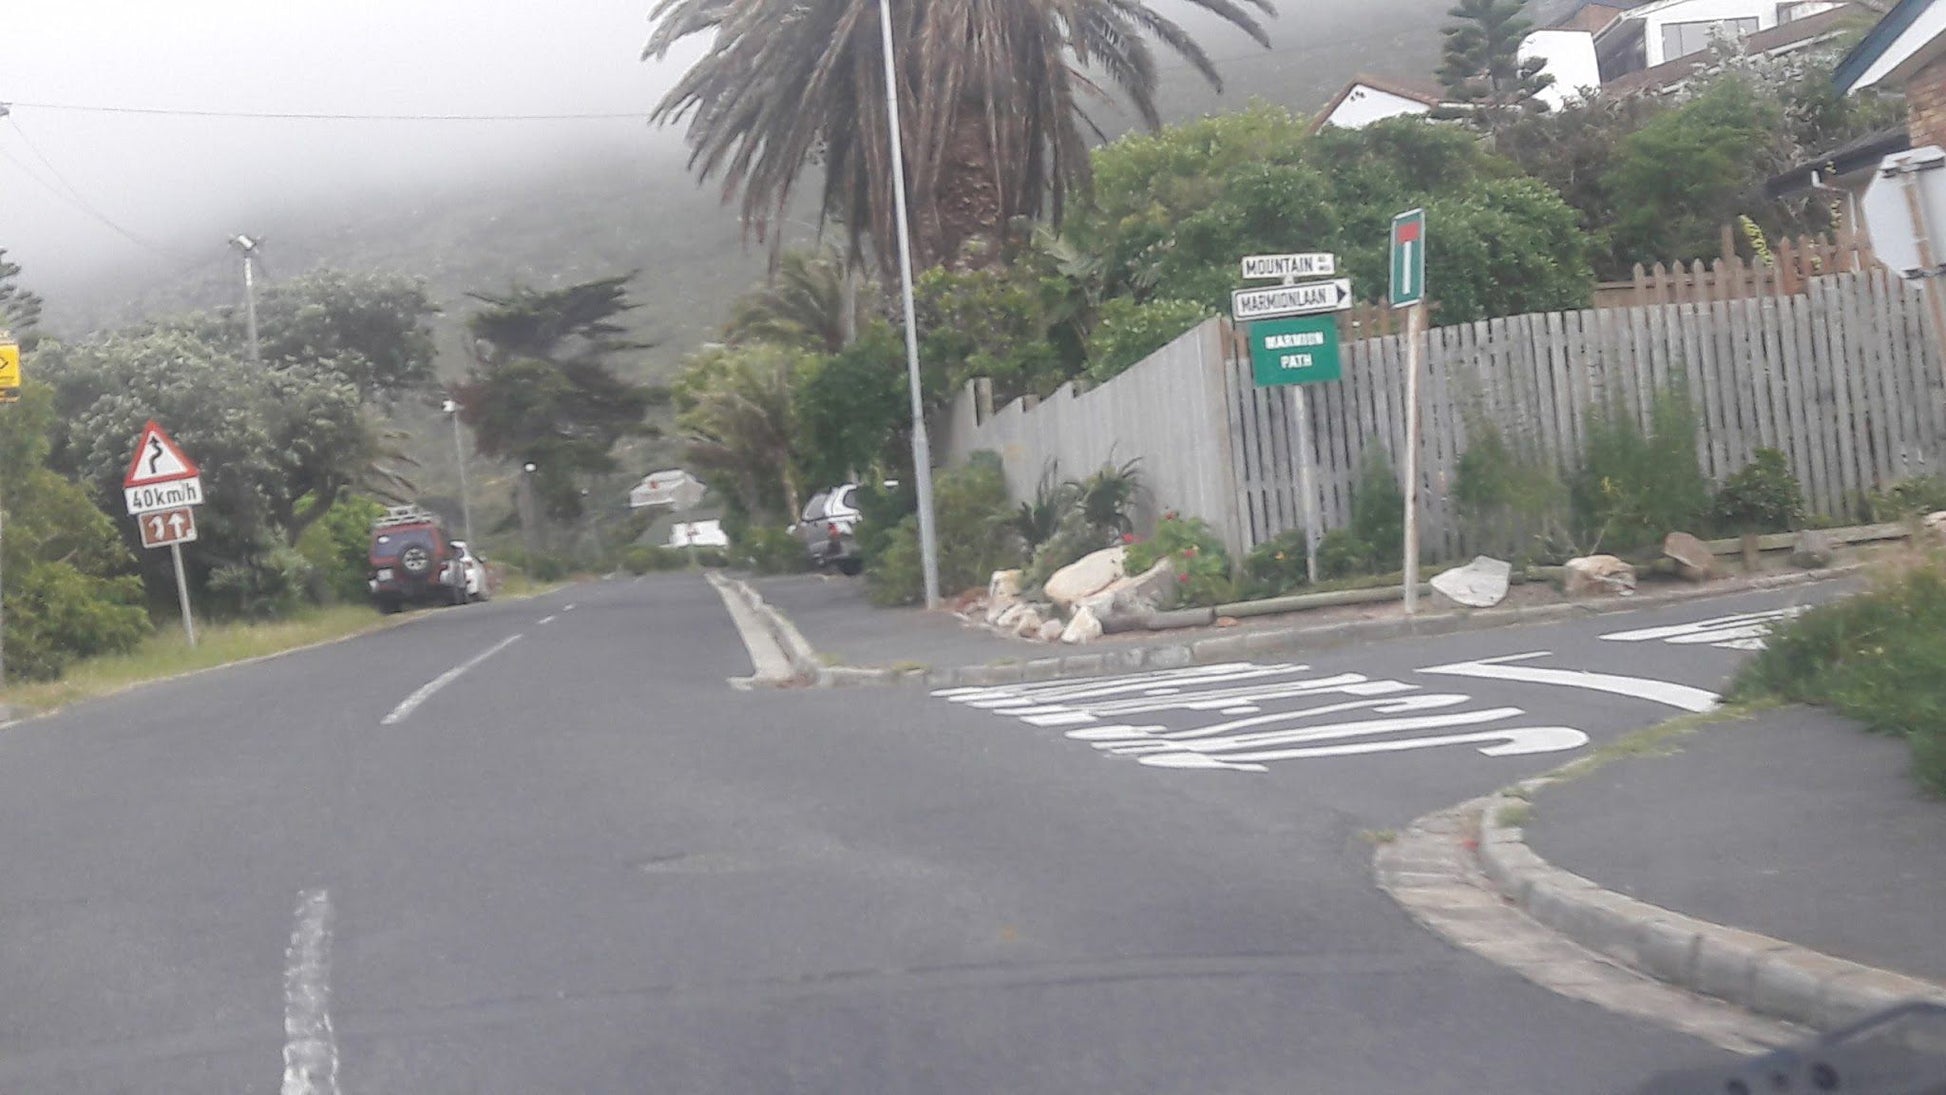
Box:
443, 540, 491, 602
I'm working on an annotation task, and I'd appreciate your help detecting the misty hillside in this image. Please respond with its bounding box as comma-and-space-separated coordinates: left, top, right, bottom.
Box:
39, 2, 1452, 526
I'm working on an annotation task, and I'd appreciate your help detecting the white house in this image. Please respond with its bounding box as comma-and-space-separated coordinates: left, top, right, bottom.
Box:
1520, 0, 1859, 98
1308, 74, 1448, 134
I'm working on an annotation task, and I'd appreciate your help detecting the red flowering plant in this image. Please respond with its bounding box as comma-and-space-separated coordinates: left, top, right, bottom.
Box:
1124, 512, 1232, 607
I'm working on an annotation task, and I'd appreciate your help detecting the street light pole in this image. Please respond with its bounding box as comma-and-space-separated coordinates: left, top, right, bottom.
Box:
229, 235, 262, 365
443, 399, 474, 544
519, 462, 537, 561
875, 0, 941, 609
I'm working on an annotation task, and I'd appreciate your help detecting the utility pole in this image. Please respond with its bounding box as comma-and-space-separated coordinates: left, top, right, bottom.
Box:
442, 399, 474, 544
229, 235, 263, 365
875, 0, 941, 608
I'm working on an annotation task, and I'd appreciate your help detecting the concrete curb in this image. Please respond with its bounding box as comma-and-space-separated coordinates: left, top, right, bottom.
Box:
1468, 781, 1946, 1034
760, 565, 1862, 689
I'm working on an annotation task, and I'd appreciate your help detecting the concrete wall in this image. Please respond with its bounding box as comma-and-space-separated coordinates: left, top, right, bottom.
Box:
1323, 86, 1435, 130
934, 318, 1247, 555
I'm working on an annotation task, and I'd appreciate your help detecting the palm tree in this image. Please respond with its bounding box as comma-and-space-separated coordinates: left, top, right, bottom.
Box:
644, 0, 1273, 274
724, 248, 877, 353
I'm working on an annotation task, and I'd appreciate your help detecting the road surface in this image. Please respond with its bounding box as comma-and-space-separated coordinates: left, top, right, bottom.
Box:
0, 574, 1831, 1093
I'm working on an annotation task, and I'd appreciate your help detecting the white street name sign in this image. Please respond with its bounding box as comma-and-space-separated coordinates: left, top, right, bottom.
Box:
1240, 252, 1337, 281
1231, 278, 1353, 321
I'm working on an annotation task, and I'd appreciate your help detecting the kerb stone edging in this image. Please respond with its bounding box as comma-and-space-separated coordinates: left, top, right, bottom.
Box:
754, 565, 1860, 689
1379, 781, 1946, 1051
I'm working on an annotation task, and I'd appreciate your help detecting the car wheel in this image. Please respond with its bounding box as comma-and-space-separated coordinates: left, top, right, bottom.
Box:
376, 595, 402, 615
837, 557, 864, 576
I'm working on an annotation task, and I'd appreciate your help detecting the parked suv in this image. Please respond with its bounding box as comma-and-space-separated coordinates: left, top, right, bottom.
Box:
794, 484, 864, 574
368, 506, 468, 613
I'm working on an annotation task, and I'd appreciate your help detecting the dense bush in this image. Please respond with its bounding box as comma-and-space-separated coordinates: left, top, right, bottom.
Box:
1350, 448, 1406, 573
296, 495, 387, 603
1453, 416, 1568, 563
1862, 474, 1946, 522
730, 525, 810, 575
1317, 528, 1377, 581
1126, 513, 1233, 608
207, 546, 317, 620
621, 545, 690, 573
1571, 384, 1709, 554
1713, 448, 1803, 534
1731, 558, 1946, 795
1241, 527, 1311, 599
5, 563, 150, 680
867, 453, 1021, 605
1084, 298, 1214, 383
1022, 458, 1144, 589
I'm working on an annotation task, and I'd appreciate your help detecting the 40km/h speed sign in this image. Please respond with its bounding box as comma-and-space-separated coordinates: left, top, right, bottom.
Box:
138, 507, 198, 549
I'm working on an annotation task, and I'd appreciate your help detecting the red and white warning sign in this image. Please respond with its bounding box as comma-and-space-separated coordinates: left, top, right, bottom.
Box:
123, 420, 204, 515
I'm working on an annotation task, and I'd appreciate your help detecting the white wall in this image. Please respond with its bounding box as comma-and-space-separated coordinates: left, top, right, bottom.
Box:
1853, 0, 1946, 89
1521, 30, 1601, 108
1635, 0, 1781, 65
1322, 85, 1434, 130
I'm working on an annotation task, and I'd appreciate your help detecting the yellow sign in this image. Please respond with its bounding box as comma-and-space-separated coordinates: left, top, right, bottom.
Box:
0, 340, 19, 391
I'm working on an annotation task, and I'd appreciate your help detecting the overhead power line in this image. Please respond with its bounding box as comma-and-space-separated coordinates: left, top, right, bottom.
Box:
3, 100, 644, 122
0, 118, 181, 258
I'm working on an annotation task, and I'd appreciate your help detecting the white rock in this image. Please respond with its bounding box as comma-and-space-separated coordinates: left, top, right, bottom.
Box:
1924, 511, 1946, 546
1564, 554, 1636, 596
1036, 618, 1066, 642
1014, 607, 1046, 638
994, 601, 1030, 630
1662, 531, 1714, 582
1043, 546, 1126, 610
1060, 605, 1104, 644
989, 569, 1023, 600
1429, 556, 1511, 608
1077, 558, 1175, 619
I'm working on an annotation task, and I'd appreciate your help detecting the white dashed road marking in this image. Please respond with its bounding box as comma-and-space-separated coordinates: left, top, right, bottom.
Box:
281, 888, 338, 1095
381, 634, 524, 725
538, 615, 558, 626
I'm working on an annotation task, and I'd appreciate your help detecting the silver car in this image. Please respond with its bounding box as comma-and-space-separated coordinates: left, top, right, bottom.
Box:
795, 485, 864, 574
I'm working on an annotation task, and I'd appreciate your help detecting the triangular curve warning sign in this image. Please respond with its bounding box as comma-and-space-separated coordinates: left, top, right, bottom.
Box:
123, 420, 200, 487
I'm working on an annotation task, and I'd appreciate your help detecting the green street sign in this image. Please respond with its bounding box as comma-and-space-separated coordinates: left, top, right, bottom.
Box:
1390, 207, 1425, 308
1248, 315, 1341, 387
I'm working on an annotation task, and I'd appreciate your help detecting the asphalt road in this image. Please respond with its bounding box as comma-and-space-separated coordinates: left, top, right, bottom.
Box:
0, 575, 1844, 1093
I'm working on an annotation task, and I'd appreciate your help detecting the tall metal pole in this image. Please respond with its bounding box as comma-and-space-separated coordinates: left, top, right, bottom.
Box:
446, 401, 474, 544
232, 235, 262, 365
1402, 301, 1425, 615
876, 0, 941, 609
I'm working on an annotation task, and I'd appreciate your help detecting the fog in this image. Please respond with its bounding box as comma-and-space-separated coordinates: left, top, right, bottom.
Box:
1, 0, 1444, 330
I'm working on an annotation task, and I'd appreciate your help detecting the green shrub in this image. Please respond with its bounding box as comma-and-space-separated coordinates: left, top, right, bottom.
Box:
1351, 448, 1405, 571
1713, 448, 1802, 534
621, 545, 690, 573
731, 525, 809, 575
4, 564, 150, 681
1020, 458, 1145, 590
1571, 383, 1709, 554
866, 452, 1022, 605
207, 545, 317, 620
1012, 462, 1073, 557
296, 495, 387, 603
1454, 415, 1569, 563
1126, 512, 1233, 607
1241, 528, 1311, 599
1862, 474, 1946, 522
853, 474, 915, 568
1316, 528, 1376, 580
1731, 559, 1946, 795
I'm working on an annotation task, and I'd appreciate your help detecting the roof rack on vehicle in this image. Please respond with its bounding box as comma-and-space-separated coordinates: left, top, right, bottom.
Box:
372, 504, 441, 530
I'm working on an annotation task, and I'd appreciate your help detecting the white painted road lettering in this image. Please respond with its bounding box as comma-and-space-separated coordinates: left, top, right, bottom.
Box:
935, 662, 1590, 773
1419, 652, 1720, 713
1600, 607, 1807, 651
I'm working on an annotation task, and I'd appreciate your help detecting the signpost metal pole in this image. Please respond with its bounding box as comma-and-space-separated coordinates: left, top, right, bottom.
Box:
1402, 302, 1424, 615
877, 0, 941, 609
169, 542, 197, 648
1291, 385, 1322, 584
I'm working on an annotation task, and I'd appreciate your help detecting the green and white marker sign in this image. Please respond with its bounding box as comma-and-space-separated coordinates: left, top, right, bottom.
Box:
1248, 315, 1341, 387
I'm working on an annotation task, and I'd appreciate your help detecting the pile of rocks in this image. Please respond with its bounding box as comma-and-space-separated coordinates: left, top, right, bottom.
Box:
978, 546, 1177, 645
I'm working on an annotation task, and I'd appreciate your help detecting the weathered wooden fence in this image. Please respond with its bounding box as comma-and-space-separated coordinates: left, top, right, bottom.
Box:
939, 265, 1946, 562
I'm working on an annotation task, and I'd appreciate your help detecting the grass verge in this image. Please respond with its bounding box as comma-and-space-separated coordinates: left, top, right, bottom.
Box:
1728, 551, 1946, 796
0, 578, 570, 719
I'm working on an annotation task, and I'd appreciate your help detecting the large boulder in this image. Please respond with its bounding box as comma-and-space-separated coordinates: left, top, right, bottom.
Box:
1013, 605, 1047, 638
1036, 618, 1066, 642
1791, 529, 1835, 569
985, 569, 1024, 624
1077, 559, 1175, 619
1564, 554, 1636, 596
1044, 546, 1126, 610
1060, 605, 1104, 645
1662, 531, 1715, 582
994, 601, 1030, 631
1429, 555, 1511, 608
1924, 511, 1946, 546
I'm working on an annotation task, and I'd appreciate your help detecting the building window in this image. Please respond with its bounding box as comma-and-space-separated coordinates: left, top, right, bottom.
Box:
1659, 17, 1759, 61
1777, 0, 1829, 20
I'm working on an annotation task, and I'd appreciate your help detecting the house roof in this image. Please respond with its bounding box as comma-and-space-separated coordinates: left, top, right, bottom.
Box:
1306, 74, 1448, 135
1603, 5, 1866, 94
1766, 125, 1912, 196
1834, 0, 1943, 91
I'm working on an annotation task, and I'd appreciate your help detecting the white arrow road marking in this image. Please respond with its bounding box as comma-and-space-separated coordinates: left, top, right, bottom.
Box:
1096, 706, 1525, 756
1599, 607, 1807, 650
281, 889, 338, 1095
1419, 652, 1720, 713
381, 634, 524, 725
1137, 727, 1589, 771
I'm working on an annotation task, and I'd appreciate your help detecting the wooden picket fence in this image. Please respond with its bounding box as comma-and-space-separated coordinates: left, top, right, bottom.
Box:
1231, 264, 1945, 559
1588, 230, 1874, 310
